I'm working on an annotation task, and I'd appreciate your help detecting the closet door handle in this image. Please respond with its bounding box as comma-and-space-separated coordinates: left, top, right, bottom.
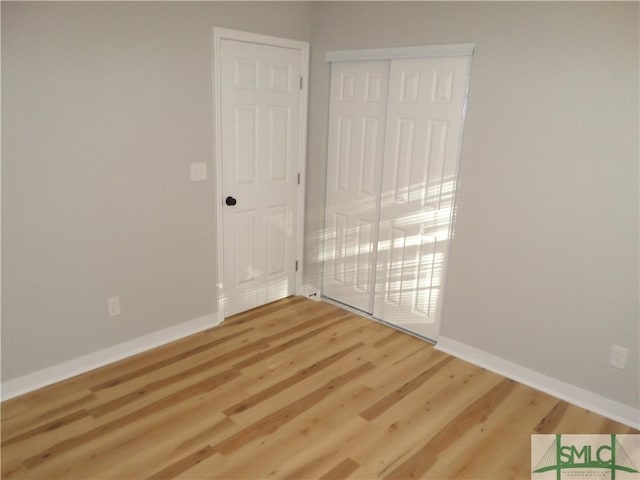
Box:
225, 196, 237, 206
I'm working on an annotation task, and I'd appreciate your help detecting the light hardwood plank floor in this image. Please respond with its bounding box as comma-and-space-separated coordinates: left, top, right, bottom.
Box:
1, 297, 637, 479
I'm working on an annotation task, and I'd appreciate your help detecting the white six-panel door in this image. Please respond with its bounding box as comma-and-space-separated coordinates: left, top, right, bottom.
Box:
374, 56, 470, 340
220, 38, 302, 317
324, 52, 471, 341
323, 61, 389, 313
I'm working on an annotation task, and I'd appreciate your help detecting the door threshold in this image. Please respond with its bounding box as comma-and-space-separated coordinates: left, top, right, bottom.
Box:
320, 296, 436, 346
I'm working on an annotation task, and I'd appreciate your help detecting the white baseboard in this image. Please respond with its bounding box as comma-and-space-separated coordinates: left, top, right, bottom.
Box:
436, 336, 640, 430
1, 313, 220, 401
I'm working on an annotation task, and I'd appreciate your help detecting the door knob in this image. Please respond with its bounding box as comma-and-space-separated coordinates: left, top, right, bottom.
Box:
225, 196, 237, 206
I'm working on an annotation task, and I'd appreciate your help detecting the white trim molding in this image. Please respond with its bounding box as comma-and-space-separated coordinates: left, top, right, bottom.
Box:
326, 43, 474, 63
436, 336, 640, 430
1, 313, 219, 401
212, 27, 310, 321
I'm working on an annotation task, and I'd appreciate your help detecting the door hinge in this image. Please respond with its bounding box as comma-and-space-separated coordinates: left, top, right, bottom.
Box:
297, 172, 301, 185
299, 76, 304, 90
295, 260, 299, 272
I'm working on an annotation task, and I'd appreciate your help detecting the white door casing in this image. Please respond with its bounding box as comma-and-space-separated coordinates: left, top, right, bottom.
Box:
214, 29, 309, 318
323, 60, 389, 313
374, 55, 471, 340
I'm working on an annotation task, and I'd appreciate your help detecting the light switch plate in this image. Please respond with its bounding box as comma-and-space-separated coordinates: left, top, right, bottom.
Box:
190, 162, 207, 182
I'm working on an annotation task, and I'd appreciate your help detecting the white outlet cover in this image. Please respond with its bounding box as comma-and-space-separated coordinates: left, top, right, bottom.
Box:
190, 162, 207, 182
107, 297, 121, 317
609, 344, 628, 369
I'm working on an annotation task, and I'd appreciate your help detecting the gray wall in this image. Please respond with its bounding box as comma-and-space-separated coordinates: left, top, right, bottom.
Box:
1, 1, 311, 380
3, 1, 638, 411
306, 2, 639, 408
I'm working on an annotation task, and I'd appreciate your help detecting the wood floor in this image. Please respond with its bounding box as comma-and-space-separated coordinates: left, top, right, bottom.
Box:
1, 297, 636, 479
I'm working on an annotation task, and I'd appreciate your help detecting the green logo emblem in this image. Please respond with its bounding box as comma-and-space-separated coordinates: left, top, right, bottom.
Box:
532, 434, 639, 480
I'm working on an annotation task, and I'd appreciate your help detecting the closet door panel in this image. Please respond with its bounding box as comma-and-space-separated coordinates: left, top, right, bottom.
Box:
374, 56, 470, 340
323, 61, 389, 313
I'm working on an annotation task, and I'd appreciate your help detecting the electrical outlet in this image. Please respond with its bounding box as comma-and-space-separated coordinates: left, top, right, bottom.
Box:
107, 296, 121, 318
190, 162, 207, 182
609, 344, 628, 369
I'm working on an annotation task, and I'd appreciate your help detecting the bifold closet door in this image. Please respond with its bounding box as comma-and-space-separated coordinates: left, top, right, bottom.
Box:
323, 60, 389, 313
373, 56, 471, 340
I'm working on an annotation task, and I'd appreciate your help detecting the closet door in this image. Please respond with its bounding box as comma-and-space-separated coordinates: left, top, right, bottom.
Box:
374, 56, 471, 340
323, 61, 389, 313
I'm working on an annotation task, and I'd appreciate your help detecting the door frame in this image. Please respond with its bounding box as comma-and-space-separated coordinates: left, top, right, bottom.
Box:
212, 27, 309, 320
